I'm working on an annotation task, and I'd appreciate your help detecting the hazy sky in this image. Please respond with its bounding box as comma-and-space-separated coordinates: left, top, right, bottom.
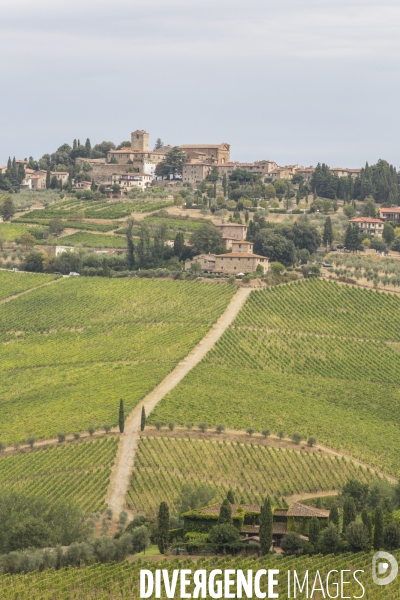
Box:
1, 0, 400, 167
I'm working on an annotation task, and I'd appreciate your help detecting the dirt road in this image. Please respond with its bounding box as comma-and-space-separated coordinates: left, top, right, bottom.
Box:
105, 287, 252, 517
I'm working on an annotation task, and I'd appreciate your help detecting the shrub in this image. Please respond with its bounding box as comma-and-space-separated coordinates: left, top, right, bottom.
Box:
198, 422, 208, 433
307, 436, 317, 447
246, 428, 255, 437
168, 422, 175, 431
73, 432, 81, 440
215, 424, 225, 434
27, 436, 36, 448
57, 432, 66, 443
278, 430, 285, 440
186, 423, 193, 430
88, 425, 95, 436
261, 429, 270, 439
103, 424, 111, 433
281, 532, 305, 554
291, 432, 302, 445
0, 441, 6, 452
155, 422, 162, 431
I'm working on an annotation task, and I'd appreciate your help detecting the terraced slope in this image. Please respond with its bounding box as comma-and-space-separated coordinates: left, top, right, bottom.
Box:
0, 438, 118, 512
127, 433, 380, 514
0, 277, 235, 443
150, 279, 400, 476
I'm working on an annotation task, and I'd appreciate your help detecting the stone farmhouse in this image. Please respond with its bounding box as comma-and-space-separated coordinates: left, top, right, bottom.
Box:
379, 207, 400, 225
182, 501, 330, 551
348, 217, 384, 236
186, 227, 269, 275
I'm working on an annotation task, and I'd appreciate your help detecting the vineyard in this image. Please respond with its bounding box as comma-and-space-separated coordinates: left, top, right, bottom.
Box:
127, 434, 380, 514
150, 279, 400, 476
0, 551, 397, 599
0, 277, 236, 443
0, 437, 118, 512
16, 197, 174, 224
58, 232, 128, 248
0, 271, 57, 301
0, 222, 34, 241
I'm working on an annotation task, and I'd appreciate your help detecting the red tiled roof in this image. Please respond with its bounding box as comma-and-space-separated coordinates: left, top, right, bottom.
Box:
349, 217, 384, 224
216, 252, 267, 259
196, 503, 260, 516
380, 207, 400, 213
286, 502, 330, 518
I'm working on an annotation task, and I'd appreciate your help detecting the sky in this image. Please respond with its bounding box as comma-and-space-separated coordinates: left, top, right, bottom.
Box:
1, 0, 400, 167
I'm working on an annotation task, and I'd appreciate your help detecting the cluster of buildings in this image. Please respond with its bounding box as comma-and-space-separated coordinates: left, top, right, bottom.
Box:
4, 128, 366, 194
185, 223, 269, 276
182, 501, 330, 553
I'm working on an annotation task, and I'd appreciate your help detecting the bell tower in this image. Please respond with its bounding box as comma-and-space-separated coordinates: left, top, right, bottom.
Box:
131, 130, 149, 152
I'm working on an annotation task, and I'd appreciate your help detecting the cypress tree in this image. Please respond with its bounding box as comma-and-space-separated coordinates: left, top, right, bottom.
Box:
323, 216, 333, 247
157, 501, 170, 554
227, 489, 235, 504
119, 399, 125, 433
342, 497, 357, 533
46, 169, 51, 189
259, 497, 273, 555
329, 502, 339, 528
218, 498, 232, 524
222, 173, 227, 197
374, 506, 384, 550
141, 406, 146, 431
361, 508, 372, 541
91, 179, 96, 192
309, 516, 320, 547
85, 138, 92, 157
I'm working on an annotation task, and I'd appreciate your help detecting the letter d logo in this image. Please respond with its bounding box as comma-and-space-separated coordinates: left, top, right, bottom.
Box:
372, 552, 398, 586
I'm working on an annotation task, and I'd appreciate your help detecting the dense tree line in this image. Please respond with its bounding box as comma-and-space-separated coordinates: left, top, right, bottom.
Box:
247, 214, 321, 266
310, 160, 400, 205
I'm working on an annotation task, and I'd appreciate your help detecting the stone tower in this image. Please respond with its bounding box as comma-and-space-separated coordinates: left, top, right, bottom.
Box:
131, 130, 149, 152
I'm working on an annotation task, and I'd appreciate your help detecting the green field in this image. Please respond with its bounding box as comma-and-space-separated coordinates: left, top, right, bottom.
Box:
0, 437, 118, 512
128, 434, 379, 514
150, 279, 400, 476
0, 271, 57, 301
0, 551, 396, 599
0, 278, 235, 443
58, 232, 127, 248
0, 222, 34, 241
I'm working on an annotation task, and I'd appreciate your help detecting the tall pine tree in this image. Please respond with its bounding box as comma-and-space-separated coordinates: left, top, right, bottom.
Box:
157, 501, 170, 554
259, 497, 273, 555
119, 399, 125, 433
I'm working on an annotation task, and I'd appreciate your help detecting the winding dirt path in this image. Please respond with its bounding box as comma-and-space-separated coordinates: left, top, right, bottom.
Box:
105, 287, 252, 516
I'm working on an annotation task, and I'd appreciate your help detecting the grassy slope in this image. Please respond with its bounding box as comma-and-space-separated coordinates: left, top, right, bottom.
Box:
150, 279, 400, 476
128, 433, 380, 514
59, 232, 127, 248
0, 278, 235, 443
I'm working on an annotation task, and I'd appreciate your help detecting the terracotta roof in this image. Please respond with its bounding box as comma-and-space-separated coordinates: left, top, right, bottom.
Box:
215, 224, 247, 228
181, 144, 229, 149
108, 148, 133, 154
286, 502, 330, 518
241, 525, 260, 534
273, 523, 288, 535
349, 217, 384, 224
380, 207, 400, 213
195, 503, 260, 516
217, 252, 267, 259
